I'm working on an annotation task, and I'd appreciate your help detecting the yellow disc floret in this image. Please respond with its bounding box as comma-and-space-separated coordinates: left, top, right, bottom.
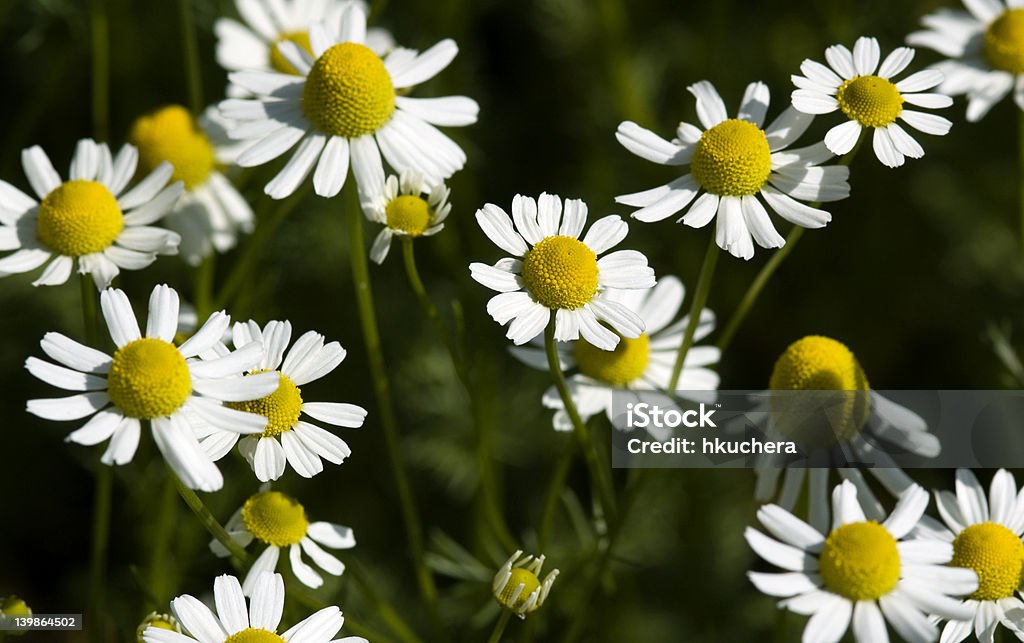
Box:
770, 336, 869, 392
386, 195, 432, 235
227, 371, 303, 437
574, 332, 650, 385
690, 119, 772, 197
819, 521, 901, 601
224, 629, 285, 643
36, 180, 124, 257
241, 490, 309, 547
521, 236, 599, 310
950, 522, 1024, 600
986, 9, 1024, 74
107, 338, 192, 419
497, 568, 541, 612
836, 76, 904, 128
303, 42, 395, 138
128, 105, 216, 190
270, 30, 314, 75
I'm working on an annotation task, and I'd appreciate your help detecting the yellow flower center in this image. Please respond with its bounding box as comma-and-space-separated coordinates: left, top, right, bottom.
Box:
819, 521, 901, 601
985, 9, 1024, 74
690, 119, 772, 197
520, 236, 599, 310
1, 596, 30, 617
303, 42, 396, 138
950, 522, 1024, 601
128, 105, 216, 190
574, 332, 650, 385
270, 30, 314, 75
836, 76, 904, 128
224, 629, 285, 643
107, 338, 192, 419
386, 195, 432, 235
497, 568, 541, 612
241, 490, 309, 547
227, 371, 303, 438
36, 180, 124, 257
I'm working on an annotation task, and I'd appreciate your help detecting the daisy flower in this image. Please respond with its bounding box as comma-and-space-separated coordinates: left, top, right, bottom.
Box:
142, 572, 365, 643
926, 469, 1024, 642
362, 170, 450, 264
211, 489, 355, 595
754, 336, 941, 531
219, 4, 477, 200
615, 81, 850, 260
24, 284, 279, 491
492, 550, 559, 620
197, 319, 366, 482
747, 480, 978, 643
791, 36, 954, 167
0, 139, 182, 288
128, 105, 254, 266
510, 275, 720, 434
215, 0, 393, 77
469, 192, 656, 351
907, 0, 1024, 121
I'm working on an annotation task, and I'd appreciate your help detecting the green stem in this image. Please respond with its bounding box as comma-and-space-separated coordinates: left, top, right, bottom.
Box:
346, 190, 442, 637
80, 275, 99, 346
193, 255, 216, 321
543, 318, 617, 524
400, 238, 464, 371
668, 236, 719, 391
170, 470, 250, 568
487, 610, 513, 643
90, 0, 108, 141
595, 0, 651, 124
177, 0, 203, 114
537, 437, 575, 550
146, 469, 178, 608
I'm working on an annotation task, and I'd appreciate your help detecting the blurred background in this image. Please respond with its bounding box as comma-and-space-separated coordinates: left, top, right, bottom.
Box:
1, 0, 1022, 641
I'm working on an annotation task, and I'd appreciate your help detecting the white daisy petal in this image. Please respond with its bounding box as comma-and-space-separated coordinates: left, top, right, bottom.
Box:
803, 593, 852, 643
25, 356, 106, 391
40, 332, 111, 374
242, 547, 280, 596
293, 421, 351, 464
878, 47, 916, 78
747, 571, 820, 597
476, 204, 529, 256
956, 468, 989, 525
307, 521, 356, 549
289, 542, 324, 588
252, 436, 287, 482
302, 402, 367, 428
688, 81, 730, 129
853, 36, 881, 76
581, 215, 628, 254
853, 600, 889, 643
301, 536, 345, 575
100, 417, 141, 465
312, 136, 350, 198
825, 44, 857, 79
22, 146, 62, 199
248, 571, 284, 631
899, 110, 953, 136
171, 595, 227, 643
214, 575, 249, 635
100, 288, 142, 347
389, 39, 458, 88
27, 392, 109, 421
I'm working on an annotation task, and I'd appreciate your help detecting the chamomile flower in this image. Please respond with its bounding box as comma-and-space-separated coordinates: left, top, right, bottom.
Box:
754, 336, 941, 531
142, 572, 365, 643
219, 4, 477, 200
25, 284, 279, 491
492, 550, 559, 619
362, 170, 450, 264
211, 490, 355, 595
136, 612, 181, 642
0, 139, 183, 288
197, 320, 366, 482
615, 81, 850, 260
791, 36, 954, 167
128, 105, 254, 266
510, 276, 720, 434
747, 480, 978, 643
469, 193, 656, 351
925, 469, 1024, 642
908, 0, 1024, 121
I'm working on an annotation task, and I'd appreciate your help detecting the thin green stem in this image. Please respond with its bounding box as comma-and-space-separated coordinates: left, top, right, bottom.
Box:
90, 0, 109, 141
537, 437, 575, 550
487, 610, 513, 643
170, 470, 250, 568
193, 255, 216, 321
80, 275, 99, 346
346, 190, 442, 637
177, 0, 203, 114
400, 239, 464, 371
595, 0, 651, 124
146, 469, 178, 608
668, 236, 719, 391
543, 318, 617, 525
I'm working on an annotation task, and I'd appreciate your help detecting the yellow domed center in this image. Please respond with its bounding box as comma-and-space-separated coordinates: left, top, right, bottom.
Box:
241, 490, 309, 547
521, 236, 599, 310
303, 42, 396, 138
951, 522, 1024, 600
986, 9, 1024, 74
107, 338, 192, 419
690, 119, 772, 197
227, 370, 303, 438
224, 629, 285, 643
270, 30, 314, 75
836, 76, 904, 128
574, 332, 650, 385
497, 568, 541, 611
128, 105, 216, 190
386, 195, 432, 235
36, 180, 124, 257
820, 521, 900, 601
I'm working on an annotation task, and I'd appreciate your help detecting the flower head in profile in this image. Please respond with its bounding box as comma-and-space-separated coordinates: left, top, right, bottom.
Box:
747, 481, 977, 643
211, 489, 355, 595
511, 276, 719, 433
469, 193, 655, 350
791, 36, 954, 167
362, 170, 450, 264
135, 612, 181, 642
492, 550, 558, 619
128, 105, 254, 266
616, 81, 850, 260
25, 284, 279, 491
0, 139, 183, 288
219, 4, 477, 200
